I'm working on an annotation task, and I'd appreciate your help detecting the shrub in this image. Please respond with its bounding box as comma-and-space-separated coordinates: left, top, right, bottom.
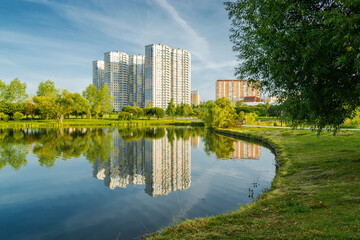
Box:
153, 107, 165, 119
244, 112, 258, 125
13, 112, 24, 122
118, 112, 131, 121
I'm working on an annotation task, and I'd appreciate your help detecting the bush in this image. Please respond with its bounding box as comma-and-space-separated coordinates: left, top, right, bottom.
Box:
153, 107, 165, 119
122, 105, 138, 119
244, 112, 258, 125
118, 112, 131, 121
0, 112, 10, 122
13, 112, 24, 122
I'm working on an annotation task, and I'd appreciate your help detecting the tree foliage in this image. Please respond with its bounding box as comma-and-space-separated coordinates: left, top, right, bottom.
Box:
166, 98, 176, 118
225, 0, 360, 130
153, 107, 165, 119
202, 97, 237, 128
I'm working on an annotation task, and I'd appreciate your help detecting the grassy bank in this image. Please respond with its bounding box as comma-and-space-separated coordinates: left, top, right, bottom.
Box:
0, 118, 203, 129
148, 127, 360, 239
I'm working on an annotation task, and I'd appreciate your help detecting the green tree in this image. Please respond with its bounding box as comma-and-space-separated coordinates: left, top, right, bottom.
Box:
244, 112, 258, 125
153, 107, 165, 119
166, 98, 176, 118
225, 1, 360, 130
62, 90, 75, 119
82, 84, 98, 118
24, 97, 36, 118
13, 112, 23, 122
34, 80, 58, 120
98, 84, 113, 118
73, 93, 89, 118
118, 112, 131, 120
183, 103, 191, 117
135, 107, 144, 118
122, 105, 138, 119
203, 97, 237, 128
0, 78, 27, 118
36, 79, 59, 97
144, 107, 154, 120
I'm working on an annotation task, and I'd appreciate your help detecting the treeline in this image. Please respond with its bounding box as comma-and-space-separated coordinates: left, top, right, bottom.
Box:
0, 79, 113, 123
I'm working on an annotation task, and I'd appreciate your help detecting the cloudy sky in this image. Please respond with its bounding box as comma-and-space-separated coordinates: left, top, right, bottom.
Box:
0, 0, 238, 100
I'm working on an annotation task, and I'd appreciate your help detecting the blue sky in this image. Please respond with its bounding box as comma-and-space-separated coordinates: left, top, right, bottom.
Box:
0, 0, 237, 100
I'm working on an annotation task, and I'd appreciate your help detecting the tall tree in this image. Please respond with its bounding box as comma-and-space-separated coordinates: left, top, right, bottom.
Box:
98, 84, 113, 118
82, 84, 98, 116
36, 79, 59, 97
225, 0, 360, 131
166, 98, 176, 118
34, 80, 59, 120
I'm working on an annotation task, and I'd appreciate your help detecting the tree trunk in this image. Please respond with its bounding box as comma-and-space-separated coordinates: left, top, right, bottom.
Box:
46, 113, 49, 120
59, 114, 64, 123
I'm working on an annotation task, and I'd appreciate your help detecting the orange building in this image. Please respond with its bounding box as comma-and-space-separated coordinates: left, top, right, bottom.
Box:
216, 80, 261, 103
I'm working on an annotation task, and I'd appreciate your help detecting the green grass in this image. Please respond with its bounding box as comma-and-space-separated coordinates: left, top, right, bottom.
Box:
147, 127, 360, 239
0, 118, 203, 129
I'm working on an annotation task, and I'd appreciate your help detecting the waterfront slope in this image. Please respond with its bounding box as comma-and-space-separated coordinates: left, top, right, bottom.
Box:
148, 127, 360, 239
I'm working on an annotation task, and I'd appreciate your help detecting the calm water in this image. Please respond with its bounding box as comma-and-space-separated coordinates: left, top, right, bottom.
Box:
0, 127, 276, 240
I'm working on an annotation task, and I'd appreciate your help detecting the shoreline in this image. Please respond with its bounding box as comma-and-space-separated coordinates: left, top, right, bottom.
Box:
147, 127, 360, 239
0, 119, 204, 129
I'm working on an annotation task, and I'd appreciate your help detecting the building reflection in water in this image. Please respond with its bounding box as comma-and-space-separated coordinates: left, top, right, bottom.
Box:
92, 129, 191, 197
230, 141, 261, 160
191, 136, 200, 149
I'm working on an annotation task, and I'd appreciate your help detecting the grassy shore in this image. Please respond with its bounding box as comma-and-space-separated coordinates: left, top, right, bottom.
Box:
0, 118, 203, 129
148, 127, 360, 239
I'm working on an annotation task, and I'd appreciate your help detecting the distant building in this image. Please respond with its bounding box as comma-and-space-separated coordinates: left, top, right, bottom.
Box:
215, 80, 261, 104
93, 51, 145, 112
92, 60, 104, 89
243, 96, 261, 102
93, 43, 190, 111
129, 55, 145, 108
104, 51, 130, 112
145, 43, 191, 109
191, 90, 200, 105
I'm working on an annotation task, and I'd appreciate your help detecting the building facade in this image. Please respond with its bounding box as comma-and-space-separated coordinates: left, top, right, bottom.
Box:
104, 51, 129, 112
92, 60, 105, 90
215, 80, 261, 104
93, 43, 190, 111
145, 44, 191, 109
93, 52, 145, 112
129, 55, 145, 108
191, 90, 200, 105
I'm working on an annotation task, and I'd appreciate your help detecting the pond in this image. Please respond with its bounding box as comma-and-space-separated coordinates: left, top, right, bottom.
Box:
0, 127, 276, 240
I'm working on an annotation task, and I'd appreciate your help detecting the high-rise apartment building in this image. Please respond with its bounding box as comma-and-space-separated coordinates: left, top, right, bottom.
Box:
93, 52, 145, 112
171, 48, 191, 106
92, 60, 105, 89
216, 80, 261, 103
129, 55, 145, 108
104, 51, 129, 112
191, 90, 200, 105
145, 44, 191, 109
93, 43, 190, 111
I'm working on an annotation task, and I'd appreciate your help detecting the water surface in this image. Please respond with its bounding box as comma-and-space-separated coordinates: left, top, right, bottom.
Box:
0, 127, 275, 240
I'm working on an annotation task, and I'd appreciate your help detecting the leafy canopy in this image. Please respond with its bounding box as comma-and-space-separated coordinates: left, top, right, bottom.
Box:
225, 0, 360, 130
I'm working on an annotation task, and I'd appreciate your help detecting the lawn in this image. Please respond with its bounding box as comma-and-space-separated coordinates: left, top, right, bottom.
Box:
0, 118, 203, 129
147, 127, 360, 239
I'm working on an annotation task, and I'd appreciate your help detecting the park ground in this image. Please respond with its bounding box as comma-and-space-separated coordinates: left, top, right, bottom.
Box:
147, 127, 360, 239
0, 118, 203, 129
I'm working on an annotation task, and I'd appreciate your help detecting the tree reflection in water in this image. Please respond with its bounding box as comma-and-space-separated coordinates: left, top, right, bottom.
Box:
0, 127, 261, 196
